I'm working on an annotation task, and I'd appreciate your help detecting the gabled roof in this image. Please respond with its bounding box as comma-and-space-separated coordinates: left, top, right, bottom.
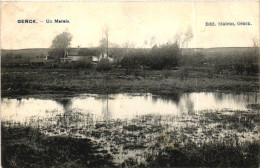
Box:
66, 48, 82, 56
67, 48, 101, 56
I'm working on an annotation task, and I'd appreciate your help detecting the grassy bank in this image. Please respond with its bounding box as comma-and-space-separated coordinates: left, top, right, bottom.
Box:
1, 67, 259, 97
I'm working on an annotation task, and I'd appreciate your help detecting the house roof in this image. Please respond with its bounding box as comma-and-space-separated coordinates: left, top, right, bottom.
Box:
67, 51, 79, 56
67, 48, 101, 57
67, 48, 80, 56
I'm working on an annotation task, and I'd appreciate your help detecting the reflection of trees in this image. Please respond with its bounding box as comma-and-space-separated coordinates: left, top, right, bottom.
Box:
93, 94, 115, 101
186, 97, 194, 115
213, 92, 258, 104
214, 92, 224, 102
55, 98, 73, 128
56, 99, 72, 110
151, 92, 181, 105
144, 94, 149, 101
54, 99, 94, 129
16, 98, 23, 107
182, 94, 194, 115
247, 92, 259, 104
152, 96, 159, 104
101, 95, 112, 123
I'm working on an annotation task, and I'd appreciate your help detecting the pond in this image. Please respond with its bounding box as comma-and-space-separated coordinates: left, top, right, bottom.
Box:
2, 92, 259, 122
2, 92, 259, 165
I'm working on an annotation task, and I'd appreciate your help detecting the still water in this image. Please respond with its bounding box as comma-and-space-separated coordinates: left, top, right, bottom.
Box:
1, 92, 259, 122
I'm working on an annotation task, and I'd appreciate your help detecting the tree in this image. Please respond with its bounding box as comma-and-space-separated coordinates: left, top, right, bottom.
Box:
183, 26, 194, 48
174, 32, 183, 48
149, 42, 180, 70
122, 41, 135, 49
174, 26, 193, 49
150, 36, 156, 47
49, 31, 72, 62
252, 36, 259, 56
99, 25, 110, 58
121, 42, 180, 71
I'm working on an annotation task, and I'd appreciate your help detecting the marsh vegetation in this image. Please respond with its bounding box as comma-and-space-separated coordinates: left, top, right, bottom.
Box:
2, 93, 260, 167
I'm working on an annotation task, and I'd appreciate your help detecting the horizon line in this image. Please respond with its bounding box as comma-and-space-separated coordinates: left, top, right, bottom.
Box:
1, 46, 258, 51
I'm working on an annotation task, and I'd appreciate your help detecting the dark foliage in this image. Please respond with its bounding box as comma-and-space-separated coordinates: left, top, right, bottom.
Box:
49, 32, 73, 62
97, 58, 113, 71
121, 42, 180, 71
147, 143, 260, 167
1, 126, 115, 168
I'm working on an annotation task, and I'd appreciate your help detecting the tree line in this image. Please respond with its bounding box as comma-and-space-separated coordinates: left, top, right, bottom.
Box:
3, 26, 258, 76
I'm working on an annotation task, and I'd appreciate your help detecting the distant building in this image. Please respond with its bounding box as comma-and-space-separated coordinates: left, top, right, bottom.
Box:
60, 48, 114, 65
98, 52, 114, 62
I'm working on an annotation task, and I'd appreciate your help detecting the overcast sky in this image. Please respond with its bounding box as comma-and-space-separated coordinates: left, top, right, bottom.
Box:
1, 2, 259, 49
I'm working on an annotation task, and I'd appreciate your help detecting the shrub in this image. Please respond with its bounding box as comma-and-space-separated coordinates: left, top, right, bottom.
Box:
97, 58, 112, 71
72, 58, 93, 69
121, 42, 180, 71
180, 52, 205, 66
148, 43, 180, 70
179, 68, 189, 80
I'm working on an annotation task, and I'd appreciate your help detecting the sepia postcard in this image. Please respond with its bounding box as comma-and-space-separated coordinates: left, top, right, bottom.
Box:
1, 1, 259, 167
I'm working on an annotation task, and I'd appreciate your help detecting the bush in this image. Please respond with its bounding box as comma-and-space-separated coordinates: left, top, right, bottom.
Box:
179, 68, 189, 80
180, 52, 205, 66
121, 42, 180, 71
245, 64, 259, 75
72, 58, 93, 69
148, 43, 180, 70
97, 58, 112, 71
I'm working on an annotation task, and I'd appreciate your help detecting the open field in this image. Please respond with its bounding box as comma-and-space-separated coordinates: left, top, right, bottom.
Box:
1, 48, 49, 59
1, 67, 259, 98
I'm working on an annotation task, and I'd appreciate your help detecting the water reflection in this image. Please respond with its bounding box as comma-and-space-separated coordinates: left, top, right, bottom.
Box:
55, 98, 72, 112
180, 94, 194, 115
151, 92, 181, 105
101, 95, 112, 123
1, 92, 259, 123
